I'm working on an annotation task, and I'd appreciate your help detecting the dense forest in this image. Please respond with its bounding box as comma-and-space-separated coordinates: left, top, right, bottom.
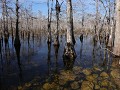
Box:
0, 0, 120, 90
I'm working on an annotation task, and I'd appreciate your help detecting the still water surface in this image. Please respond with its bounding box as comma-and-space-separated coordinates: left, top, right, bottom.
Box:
0, 34, 112, 89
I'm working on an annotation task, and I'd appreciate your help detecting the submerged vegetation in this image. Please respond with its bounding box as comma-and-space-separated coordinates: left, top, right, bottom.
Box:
0, 0, 120, 90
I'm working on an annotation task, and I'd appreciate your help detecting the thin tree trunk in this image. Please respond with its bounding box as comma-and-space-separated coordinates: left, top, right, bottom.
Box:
113, 0, 120, 56
111, 0, 116, 47
95, 0, 99, 36
10, 17, 14, 45
108, 0, 112, 46
70, 0, 75, 44
14, 0, 21, 46
54, 0, 60, 46
2, 0, 9, 44
47, 0, 53, 44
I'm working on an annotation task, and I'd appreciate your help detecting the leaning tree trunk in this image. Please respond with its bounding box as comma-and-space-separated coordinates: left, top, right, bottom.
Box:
63, 0, 76, 59
14, 0, 21, 46
113, 0, 120, 56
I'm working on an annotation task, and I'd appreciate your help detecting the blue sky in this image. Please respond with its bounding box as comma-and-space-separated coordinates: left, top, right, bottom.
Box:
0, 0, 105, 18
19, 0, 96, 16
19, 0, 47, 15
20, 0, 64, 16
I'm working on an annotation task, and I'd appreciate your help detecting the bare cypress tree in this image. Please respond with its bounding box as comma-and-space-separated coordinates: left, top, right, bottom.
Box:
113, 0, 120, 56
111, 0, 116, 47
14, 0, 21, 46
108, 0, 116, 47
10, 16, 14, 45
54, 0, 60, 46
107, 0, 112, 46
95, 0, 99, 37
47, 0, 53, 44
2, 0, 9, 44
63, 0, 76, 59
71, 0, 75, 44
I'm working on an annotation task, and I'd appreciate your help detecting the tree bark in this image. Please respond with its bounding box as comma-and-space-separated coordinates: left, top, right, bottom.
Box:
63, 0, 76, 59
2, 0, 9, 44
113, 0, 120, 56
54, 0, 60, 46
14, 0, 21, 46
47, 0, 53, 44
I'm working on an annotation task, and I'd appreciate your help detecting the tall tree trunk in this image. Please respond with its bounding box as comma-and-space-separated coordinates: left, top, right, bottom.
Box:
107, 0, 112, 46
54, 0, 60, 46
113, 0, 120, 56
70, 0, 75, 44
10, 17, 14, 45
111, 0, 116, 47
63, 0, 76, 59
14, 0, 21, 46
2, 0, 9, 44
95, 0, 99, 36
47, 0, 53, 44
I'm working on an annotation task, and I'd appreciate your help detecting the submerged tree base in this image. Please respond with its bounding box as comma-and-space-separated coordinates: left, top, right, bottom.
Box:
14, 37, 21, 47
63, 43, 76, 60
47, 38, 51, 44
4, 32, 9, 45
53, 39, 59, 46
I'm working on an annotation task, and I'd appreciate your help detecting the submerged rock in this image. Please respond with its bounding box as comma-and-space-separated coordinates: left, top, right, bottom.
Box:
110, 69, 120, 79
110, 69, 120, 89
59, 79, 67, 86
100, 79, 109, 87
100, 72, 109, 79
73, 66, 82, 74
86, 74, 98, 82
43, 83, 51, 90
100, 88, 107, 90
59, 70, 76, 81
109, 82, 117, 89
86, 75, 95, 82
25, 82, 31, 87
18, 86, 22, 90
93, 66, 102, 72
43, 82, 58, 90
81, 81, 94, 90
82, 69, 92, 76
95, 84, 100, 89
70, 81, 80, 89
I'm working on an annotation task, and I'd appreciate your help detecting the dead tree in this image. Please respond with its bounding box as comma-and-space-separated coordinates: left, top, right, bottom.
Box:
47, 0, 53, 44
53, 0, 60, 46
108, 0, 116, 47
14, 0, 21, 46
63, 0, 76, 59
2, 0, 9, 44
113, 0, 120, 56
95, 0, 99, 37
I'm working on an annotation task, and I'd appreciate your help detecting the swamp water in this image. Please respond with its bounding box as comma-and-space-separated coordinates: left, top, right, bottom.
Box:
0, 34, 120, 90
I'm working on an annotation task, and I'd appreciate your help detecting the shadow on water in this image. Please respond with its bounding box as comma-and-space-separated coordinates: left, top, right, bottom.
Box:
14, 45, 22, 86
54, 45, 59, 73
80, 39, 83, 60
63, 57, 75, 70
0, 39, 3, 71
47, 43, 51, 75
0, 39, 3, 90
